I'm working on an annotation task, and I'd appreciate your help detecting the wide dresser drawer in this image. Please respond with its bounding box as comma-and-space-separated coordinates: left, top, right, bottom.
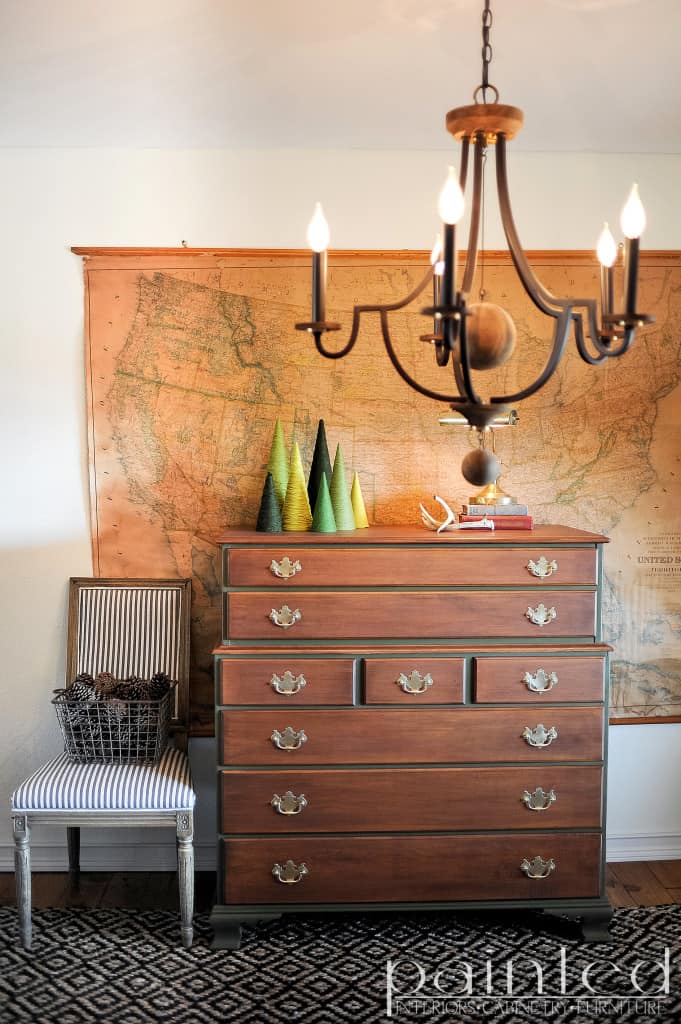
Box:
221, 833, 602, 904
220, 707, 604, 764
227, 590, 597, 641
221, 765, 603, 832
227, 546, 597, 588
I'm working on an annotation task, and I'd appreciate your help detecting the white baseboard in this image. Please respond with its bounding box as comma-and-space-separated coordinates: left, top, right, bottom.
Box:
606, 832, 681, 862
0, 841, 216, 872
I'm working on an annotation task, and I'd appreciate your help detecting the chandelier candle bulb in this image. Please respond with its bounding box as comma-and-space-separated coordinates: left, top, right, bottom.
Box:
439, 167, 465, 307
307, 202, 330, 323
431, 235, 444, 331
597, 223, 617, 317
621, 185, 645, 316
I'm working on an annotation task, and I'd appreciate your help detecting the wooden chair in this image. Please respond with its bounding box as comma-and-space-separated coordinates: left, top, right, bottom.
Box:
11, 578, 195, 949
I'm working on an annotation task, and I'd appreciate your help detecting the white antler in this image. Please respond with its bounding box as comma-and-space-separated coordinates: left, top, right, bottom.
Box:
419, 495, 495, 533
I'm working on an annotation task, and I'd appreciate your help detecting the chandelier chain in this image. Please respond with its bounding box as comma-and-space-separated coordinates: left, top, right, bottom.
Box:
480, 143, 487, 303
481, 0, 493, 99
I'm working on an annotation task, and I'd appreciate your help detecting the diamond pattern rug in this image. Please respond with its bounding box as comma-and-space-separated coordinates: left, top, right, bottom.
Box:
0, 906, 679, 1023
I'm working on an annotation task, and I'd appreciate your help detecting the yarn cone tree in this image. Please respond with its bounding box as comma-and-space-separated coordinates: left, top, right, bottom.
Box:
282, 442, 313, 531
266, 418, 289, 509
255, 472, 282, 533
329, 444, 356, 531
307, 419, 333, 510
350, 471, 370, 528
311, 472, 337, 533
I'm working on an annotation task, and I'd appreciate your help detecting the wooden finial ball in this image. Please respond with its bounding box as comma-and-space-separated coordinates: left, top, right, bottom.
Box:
461, 448, 501, 487
466, 302, 516, 370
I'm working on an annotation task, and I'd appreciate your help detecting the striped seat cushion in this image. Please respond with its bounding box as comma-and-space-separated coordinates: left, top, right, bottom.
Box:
11, 748, 195, 812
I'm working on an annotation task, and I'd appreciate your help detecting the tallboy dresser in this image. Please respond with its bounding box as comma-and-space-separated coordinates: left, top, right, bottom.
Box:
210, 525, 612, 948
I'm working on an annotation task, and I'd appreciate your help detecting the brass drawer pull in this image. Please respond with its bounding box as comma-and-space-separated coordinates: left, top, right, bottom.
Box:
271, 726, 308, 751
520, 856, 556, 879
525, 603, 557, 627
269, 605, 302, 629
526, 556, 558, 579
523, 668, 558, 693
271, 791, 308, 815
522, 723, 558, 748
272, 860, 308, 884
396, 670, 433, 694
522, 787, 557, 812
270, 671, 307, 695
270, 556, 302, 579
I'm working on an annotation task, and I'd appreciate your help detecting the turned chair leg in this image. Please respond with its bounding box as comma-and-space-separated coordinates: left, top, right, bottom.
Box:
176, 811, 194, 949
67, 826, 81, 884
13, 815, 32, 951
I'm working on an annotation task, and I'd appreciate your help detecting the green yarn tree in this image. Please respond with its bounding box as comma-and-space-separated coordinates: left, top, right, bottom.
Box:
311, 472, 337, 533
266, 418, 288, 508
307, 419, 333, 510
329, 443, 356, 531
256, 472, 283, 532
282, 442, 313, 531
351, 471, 370, 528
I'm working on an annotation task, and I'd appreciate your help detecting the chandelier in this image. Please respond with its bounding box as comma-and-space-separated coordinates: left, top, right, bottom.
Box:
295, 0, 653, 485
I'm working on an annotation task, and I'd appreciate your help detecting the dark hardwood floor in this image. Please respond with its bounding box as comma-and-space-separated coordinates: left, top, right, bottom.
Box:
0, 862, 680, 912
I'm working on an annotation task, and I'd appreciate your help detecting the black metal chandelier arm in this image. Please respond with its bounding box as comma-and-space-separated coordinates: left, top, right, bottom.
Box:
312, 265, 435, 359
572, 311, 608, 365
459, 136, 471, 192
490, 305, 573, 403
456, 309, 483, 404
496, 135, 565, 317
567, 296, 630, 359
379, 310, 463, 404
460, 134, 485, 298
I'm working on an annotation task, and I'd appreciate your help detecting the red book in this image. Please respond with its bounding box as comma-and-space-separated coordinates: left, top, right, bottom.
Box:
459, 514, 534, 530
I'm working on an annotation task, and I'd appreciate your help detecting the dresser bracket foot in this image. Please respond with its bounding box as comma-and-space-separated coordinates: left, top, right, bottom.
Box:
543, 902, 614, 943
209, 909, 281, 951
578, 906, 614, 943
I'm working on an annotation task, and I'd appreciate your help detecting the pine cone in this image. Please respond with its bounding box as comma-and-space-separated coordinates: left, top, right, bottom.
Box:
126, 681, 152, 701
93, 676, 118, 698
69, 680, 100, 703
95, 672, 116, 687
149, 672, 171, 699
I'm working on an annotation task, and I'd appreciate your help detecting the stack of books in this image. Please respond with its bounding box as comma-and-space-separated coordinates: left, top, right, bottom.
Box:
460, 502, 533, 530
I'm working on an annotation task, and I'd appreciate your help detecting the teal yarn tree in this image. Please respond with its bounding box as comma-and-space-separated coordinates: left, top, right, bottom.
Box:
256, 472, 283, 532
329, 443, 356, 531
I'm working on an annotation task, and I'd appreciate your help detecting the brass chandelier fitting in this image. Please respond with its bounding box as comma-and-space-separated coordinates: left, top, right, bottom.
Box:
295, 0, 654, 485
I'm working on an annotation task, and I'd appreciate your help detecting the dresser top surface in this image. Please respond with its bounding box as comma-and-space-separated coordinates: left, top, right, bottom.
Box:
216, 525, 608, 546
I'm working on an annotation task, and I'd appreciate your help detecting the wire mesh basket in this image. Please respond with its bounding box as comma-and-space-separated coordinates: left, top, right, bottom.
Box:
52, 683, 176, 765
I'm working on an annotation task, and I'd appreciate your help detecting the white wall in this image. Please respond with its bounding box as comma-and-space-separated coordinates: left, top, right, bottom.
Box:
1, 147, 680, 870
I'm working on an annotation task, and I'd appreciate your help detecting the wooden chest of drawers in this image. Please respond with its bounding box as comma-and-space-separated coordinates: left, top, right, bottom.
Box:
210, 525, 613, 948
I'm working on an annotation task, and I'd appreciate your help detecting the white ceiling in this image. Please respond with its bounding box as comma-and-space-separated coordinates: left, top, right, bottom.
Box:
0, 0, 679, 152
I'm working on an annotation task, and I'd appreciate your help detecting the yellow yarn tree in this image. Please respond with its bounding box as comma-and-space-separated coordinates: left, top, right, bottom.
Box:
350, 471, 369, 528
282, 442, 313, 531
266, 418, 289, 509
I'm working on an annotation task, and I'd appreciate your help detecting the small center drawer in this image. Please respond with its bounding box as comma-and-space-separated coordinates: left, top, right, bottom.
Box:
221, 833, 602, 904
364, 657, 464, 704
219, 658, 353, 706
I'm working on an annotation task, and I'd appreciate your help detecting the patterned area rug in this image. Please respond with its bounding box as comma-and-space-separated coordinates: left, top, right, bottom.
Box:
0, 906, 679, 1023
